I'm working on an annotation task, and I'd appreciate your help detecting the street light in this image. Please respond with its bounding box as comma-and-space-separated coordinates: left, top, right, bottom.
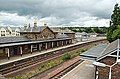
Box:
93, 60, 120, 79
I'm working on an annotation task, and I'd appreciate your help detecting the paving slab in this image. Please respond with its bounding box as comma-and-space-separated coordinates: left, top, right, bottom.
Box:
60, 60, 95, 79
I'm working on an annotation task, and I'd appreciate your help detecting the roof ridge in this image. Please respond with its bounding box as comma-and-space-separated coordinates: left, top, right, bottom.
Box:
97, 39, 119, 61
118, 39, 119, 48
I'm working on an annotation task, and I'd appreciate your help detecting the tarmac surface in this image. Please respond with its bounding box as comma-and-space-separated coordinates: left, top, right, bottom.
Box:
60, 60, 95, 79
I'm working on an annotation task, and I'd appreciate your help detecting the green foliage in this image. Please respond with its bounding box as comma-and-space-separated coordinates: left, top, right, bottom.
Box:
14, 75, 23, 79
62, 53, 71, 61
93, 27, 100, 33
80, 49, 87, 53
84, 27, 93, 33
111, 26, 120, 40
68, 27, 107, 34
107, 4, 120, 42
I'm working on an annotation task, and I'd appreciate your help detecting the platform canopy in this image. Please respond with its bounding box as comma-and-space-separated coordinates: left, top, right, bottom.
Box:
80, 44, 107, 60
0, 37, 71, 48
80, 39, 120, 61
97, 39, 120, 61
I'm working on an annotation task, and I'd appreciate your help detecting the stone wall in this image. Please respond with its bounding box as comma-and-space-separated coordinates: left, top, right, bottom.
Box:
20, 27, 55, 40
40, 27, 55, 39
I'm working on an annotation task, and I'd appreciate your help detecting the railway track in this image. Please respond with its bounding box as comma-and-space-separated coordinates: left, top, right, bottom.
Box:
29, 57, 83, 79
0, 39, 107, 77
0, 45, 80, 76
49, 59, 83, 79
0, 52, 63, 75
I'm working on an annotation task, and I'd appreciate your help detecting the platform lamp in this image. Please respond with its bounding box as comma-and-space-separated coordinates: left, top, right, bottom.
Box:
93, 59, 120, 79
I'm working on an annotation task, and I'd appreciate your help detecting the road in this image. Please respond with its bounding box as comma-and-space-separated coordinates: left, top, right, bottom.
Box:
60, 60, 95, 79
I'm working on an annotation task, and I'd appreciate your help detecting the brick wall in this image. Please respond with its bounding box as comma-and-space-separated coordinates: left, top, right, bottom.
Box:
97, 57, 120, 79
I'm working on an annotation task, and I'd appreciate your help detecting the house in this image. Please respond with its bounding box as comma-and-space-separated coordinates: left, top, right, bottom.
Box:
0, 26, 20, 37
0, 27, 7, 37
75, 32, 89, 42
89, 33, 98, 37
80, 39, 120, 79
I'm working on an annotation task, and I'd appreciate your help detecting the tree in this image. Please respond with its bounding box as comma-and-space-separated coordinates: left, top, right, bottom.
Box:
111, 25, 120, 41
107, 4, 120, 42
84, 27, 93, 33
93, 27, 101, 33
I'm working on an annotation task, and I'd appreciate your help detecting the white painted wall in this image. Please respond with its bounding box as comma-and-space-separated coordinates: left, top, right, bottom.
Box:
0, 27, 21, 37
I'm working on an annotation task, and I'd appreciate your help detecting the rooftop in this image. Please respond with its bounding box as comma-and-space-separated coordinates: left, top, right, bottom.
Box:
97, 39, 120, 61
0, 36, 30, 44
50, 27, 75, 33
0, 38, 71, 48
80, 39, 120, 61
80, 44, 107, 60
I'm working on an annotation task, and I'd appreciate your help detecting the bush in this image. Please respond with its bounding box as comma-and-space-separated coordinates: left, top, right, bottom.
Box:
62, 53, 71, 61
80, 49, 87, 53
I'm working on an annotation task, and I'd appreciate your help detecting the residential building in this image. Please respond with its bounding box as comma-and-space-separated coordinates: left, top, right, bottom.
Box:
75, 32, 89, 42
89, 33, 98, 37
0, 26, 20, 37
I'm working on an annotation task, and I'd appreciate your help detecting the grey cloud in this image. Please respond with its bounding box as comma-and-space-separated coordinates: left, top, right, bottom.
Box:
0, 0, 117, 26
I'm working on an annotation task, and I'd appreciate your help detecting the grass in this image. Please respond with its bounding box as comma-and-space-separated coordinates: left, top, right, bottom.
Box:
62, 53, 71, 61
8, 47, 89, 79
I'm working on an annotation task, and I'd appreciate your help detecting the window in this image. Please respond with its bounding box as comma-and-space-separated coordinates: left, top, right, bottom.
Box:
1, 34, 5, 36
16, 34, 20, 36
1, 31, 5, 33
12, 30, 15, 32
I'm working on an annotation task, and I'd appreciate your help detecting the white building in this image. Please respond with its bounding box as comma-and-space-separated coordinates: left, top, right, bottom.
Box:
89, 33, 98, 37
0, 26, 21, 37
75, 32, 89, 42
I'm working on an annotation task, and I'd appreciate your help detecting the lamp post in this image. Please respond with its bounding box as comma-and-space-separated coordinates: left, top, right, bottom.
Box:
93, 59, 120, 79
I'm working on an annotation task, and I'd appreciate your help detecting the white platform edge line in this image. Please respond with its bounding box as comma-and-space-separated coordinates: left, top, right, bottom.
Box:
60, 60, 86, 79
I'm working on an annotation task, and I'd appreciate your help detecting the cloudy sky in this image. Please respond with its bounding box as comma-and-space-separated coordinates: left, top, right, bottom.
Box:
0, 0, 119, 27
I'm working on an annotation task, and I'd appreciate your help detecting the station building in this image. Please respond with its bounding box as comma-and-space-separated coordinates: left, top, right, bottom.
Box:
20, 22, 75, 41
0, 22, 74, 59
0, 35, 72, 59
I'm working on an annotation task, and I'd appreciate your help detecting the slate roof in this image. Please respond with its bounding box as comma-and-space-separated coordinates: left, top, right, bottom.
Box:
20, 26, 46, 32
80, 39, 120, 61
97, 39, 120, 61
0, 36, 30, 44
4, 27, 10, 32
56, 33, 69, 39
0, 38, 71, 48
20, 26, 74, 34
0, 27, 9, 31
0, 26, 21, 32
80, 44, 107, 60
10, 27, 18, 30
50, 27, 75, 33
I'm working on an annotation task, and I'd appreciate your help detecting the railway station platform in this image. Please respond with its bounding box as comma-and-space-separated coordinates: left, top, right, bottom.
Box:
60, 60, 95, 79
0, 37, 106, 66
